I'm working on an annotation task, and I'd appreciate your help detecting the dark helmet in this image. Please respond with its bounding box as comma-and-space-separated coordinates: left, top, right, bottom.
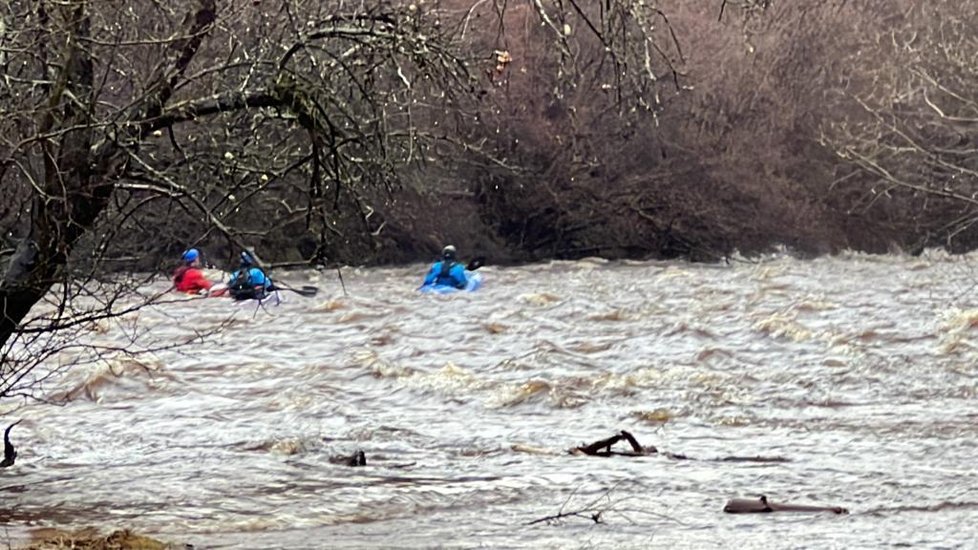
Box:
442, 245, 457, 261
240, 250, 257, 267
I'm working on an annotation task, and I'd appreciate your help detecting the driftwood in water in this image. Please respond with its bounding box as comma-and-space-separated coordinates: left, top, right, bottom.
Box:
0, 421, 20, 468
723, 495, 848, 514
572, 430, 656, 457
571, 430, 788, 463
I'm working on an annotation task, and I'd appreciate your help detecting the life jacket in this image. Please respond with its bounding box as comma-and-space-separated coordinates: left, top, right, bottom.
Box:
173, 265, 190, 286
434, 261, 464, 289
228, 267, 267, 301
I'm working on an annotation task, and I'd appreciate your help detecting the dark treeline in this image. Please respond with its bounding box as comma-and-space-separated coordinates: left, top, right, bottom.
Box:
1, 0, 976, 277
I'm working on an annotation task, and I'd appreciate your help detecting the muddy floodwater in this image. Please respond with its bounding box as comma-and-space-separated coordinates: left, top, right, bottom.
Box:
3, 252, 977, 548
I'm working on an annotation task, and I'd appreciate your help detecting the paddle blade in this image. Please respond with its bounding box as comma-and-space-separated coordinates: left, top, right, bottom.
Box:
466, 257, 486, 271
292, 285, 319, 297
270, 284, 319, 297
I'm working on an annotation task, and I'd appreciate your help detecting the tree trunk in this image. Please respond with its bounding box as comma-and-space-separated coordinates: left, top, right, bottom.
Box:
0, 0, 217, 350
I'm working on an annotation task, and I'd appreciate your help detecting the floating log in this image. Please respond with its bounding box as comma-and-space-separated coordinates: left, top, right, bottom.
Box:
570, 430, 786, 463
571, 430, 656, 457
723, 495, 848, 514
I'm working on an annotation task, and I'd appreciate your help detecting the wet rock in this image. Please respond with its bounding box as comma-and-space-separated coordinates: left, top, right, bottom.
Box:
329, 449, 366, 467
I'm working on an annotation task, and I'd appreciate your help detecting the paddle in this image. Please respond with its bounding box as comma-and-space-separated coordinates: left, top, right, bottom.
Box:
270, 283, 319, 297
465, 256, 486, 271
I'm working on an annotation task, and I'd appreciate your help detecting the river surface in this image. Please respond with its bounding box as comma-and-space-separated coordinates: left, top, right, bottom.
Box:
2, 252, 977, 549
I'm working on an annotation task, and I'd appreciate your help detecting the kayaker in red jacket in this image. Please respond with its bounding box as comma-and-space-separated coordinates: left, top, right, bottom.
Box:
173, 248, 217, 295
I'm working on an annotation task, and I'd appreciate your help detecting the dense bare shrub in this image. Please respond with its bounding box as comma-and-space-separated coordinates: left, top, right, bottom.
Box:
818, 0, 978, 252
449, 1, 717, 260
659, 0, 978, 254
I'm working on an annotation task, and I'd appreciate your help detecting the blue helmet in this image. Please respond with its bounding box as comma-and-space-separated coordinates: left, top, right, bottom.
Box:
181, 248, 200, 264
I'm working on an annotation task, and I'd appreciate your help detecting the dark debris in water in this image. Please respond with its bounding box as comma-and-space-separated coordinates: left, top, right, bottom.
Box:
1, 420, 21, 468
328, 449, 367, 467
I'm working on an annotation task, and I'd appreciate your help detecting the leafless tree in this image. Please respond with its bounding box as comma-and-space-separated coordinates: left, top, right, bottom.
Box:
1, 1, 692, 400
0, 0, 469, 398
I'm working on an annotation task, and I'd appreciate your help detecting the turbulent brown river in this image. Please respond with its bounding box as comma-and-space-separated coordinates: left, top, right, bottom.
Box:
4, 252, 977, 548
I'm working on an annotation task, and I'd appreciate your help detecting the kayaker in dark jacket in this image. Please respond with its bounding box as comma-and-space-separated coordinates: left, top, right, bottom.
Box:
228, 250, 274, 300
422, 245, 468, 289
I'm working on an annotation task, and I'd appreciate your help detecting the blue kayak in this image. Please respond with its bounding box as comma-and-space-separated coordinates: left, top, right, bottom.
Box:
419, 271, 483, 294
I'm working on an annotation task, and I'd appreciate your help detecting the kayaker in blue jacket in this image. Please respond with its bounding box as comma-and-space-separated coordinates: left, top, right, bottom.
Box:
422, 245, 468, 289
228, 250, 274, 300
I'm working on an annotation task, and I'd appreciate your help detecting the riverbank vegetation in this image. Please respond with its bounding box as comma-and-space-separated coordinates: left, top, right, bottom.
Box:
2, 0, 977, 391
19, 527, 171, 550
